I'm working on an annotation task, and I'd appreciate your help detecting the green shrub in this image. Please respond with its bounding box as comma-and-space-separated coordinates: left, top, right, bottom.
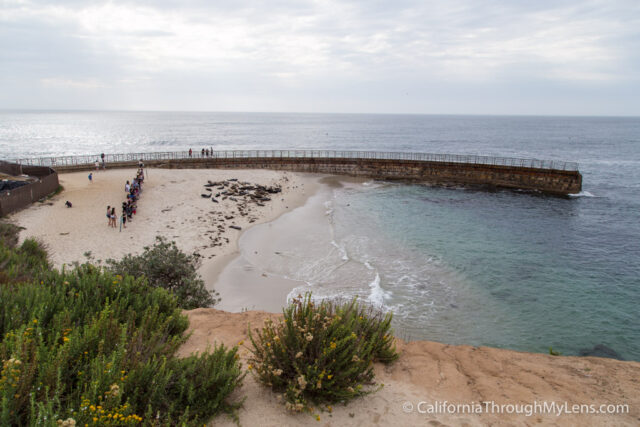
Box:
0, 241, 243, 425
248, 294, 398, 414
0, 222, 22, 249
106, 236, 217, 309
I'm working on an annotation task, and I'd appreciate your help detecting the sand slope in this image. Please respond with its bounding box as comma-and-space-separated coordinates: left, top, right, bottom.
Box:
180, 309, 640, 427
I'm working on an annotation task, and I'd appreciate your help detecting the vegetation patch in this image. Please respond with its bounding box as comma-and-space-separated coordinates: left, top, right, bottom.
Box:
106, 236, 218, 309
248, 294, 398, 416
0, 226, 243, 426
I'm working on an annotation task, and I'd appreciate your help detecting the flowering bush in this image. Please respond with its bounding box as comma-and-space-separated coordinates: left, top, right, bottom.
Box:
248, 294, 398, 413
0, 226, 244, 426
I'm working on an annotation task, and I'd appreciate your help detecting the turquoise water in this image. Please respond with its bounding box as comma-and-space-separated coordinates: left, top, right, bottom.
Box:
2, 111, 639, 360
329, 184, 639, 359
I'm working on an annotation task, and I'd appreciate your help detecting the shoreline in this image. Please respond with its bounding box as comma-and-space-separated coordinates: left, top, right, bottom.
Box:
179, 308, 640, 426
200, 173, 321, 295
7, 167, 640, 425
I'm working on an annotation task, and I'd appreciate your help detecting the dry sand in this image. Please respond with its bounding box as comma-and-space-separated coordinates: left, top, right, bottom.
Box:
10, 168, 640, 426
180, 309, 640, 427
11, 168, 318, 288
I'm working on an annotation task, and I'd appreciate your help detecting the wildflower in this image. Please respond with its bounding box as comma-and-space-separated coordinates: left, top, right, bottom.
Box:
305, 333, 313, 342
63, 337, 70, 342
352, 355, 359, 362
347, 386, 354, 393
327, 374, 333, 380
316, 380, 322, 389
247, 364, 253, 371
109, 384, 120, 397
316, 415, 321, 421
330, 342, 336, 349
327, 405, 333, 413
295, 351, 303, 358
32, 319, 38, 324
238, 340, 244, 346
273, 369, 283, 376
297, 375, 307, 389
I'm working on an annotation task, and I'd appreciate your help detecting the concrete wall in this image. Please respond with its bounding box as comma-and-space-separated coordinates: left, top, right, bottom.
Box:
0, 164, 59, 216
53, 157, 582, 195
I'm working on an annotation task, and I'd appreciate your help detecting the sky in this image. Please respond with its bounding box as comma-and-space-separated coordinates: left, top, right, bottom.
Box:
1, 0, 639, 115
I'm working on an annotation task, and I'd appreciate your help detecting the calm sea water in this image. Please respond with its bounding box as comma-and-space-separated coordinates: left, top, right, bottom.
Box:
1, 111, 639, 360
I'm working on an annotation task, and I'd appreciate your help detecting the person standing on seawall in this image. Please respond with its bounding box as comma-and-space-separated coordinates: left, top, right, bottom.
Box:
189, 148, 192, 158
101, 152, 105, 169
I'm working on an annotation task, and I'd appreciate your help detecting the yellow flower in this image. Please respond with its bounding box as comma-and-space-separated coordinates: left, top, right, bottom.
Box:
32, 319, 38, 324
327, 374, 333, 380
330, 342, 336, 349
63, 337, 70, 342
247, 364, 253, 370
315, 415, 321, 421
238, 340, 244, 346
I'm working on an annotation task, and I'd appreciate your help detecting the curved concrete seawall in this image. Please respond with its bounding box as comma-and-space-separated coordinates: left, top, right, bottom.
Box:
16, 151, 582, 196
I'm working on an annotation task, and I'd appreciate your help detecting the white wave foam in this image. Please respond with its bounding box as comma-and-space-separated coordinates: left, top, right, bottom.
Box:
569, 191, 596, 198
368, 273, 386, 307
330, 240, 349, 261
364, 261, 374, 270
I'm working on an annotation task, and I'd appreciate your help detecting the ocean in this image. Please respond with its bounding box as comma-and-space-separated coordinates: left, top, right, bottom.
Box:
1, 111, 639, 360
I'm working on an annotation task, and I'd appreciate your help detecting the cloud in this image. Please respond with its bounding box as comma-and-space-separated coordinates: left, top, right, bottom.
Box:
0, 0, 638, 114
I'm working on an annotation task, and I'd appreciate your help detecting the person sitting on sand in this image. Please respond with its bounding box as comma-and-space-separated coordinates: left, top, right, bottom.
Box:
88, 172, 92, 183
65, 201, 72, 208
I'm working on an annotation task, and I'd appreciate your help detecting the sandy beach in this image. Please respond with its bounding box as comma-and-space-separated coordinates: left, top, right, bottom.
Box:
11, 168, 319, 307
9, 167, 640, 426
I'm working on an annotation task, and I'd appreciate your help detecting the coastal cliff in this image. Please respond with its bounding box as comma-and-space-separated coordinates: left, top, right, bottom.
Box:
180, 308, 640, 426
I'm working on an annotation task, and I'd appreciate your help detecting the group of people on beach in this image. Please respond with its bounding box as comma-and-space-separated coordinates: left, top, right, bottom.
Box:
188, 147, 215, 158
106, 163, 145, 230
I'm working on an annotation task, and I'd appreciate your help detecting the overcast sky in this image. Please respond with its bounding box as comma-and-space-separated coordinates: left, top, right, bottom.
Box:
1, 0, 639, 115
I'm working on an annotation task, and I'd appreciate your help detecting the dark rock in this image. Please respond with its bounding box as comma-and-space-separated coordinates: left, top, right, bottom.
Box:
229, 225, 242, 230
211, 198, 218, 203
578, 344, 625, 360
201, 193, 211, 198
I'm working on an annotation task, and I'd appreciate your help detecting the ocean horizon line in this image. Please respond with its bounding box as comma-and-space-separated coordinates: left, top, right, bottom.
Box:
1, 108, 639, 119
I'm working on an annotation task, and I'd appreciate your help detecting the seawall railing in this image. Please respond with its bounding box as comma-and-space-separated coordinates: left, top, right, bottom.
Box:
12, 150, 579, 172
